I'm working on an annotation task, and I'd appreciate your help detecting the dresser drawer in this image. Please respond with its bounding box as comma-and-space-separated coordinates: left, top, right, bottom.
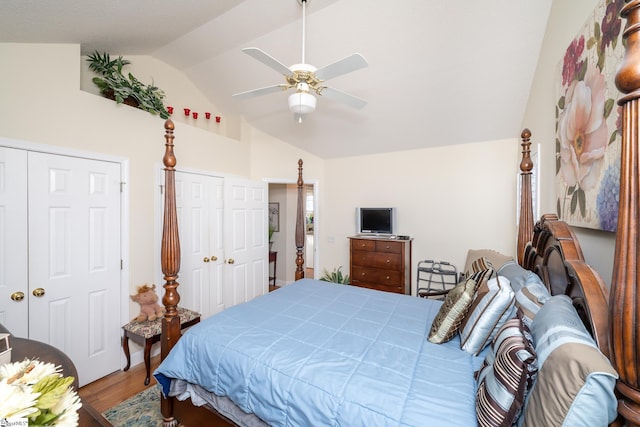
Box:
351, 250, 402, 270
375, 240, 402, 254
351, 281, 404, 294
351, 266, 402, 285
351, 239, 376, 252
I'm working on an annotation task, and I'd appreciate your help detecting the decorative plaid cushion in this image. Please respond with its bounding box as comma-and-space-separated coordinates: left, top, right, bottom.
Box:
476, 317, 537, 427
428, 268, 494, 344
428, 277, 477, 344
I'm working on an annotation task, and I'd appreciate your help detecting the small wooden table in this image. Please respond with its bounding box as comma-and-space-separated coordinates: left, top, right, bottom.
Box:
10, 335, 111, 426
122, 307, 200, 385
269, 251, 277, 286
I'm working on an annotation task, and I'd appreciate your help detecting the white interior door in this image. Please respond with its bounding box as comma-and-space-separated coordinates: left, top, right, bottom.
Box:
174, 171, 224, 319
0, 147, 28, 337
28, 152, 121, 386
224, 177, 268, 307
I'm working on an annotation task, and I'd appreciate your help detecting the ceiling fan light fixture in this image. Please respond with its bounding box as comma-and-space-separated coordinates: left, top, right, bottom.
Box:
288, 91, 316, 115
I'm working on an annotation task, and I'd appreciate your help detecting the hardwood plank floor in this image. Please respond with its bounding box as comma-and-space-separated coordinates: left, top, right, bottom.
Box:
79, 355, 161, 413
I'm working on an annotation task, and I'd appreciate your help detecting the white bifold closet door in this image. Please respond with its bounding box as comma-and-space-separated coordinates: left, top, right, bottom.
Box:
0, 146, 122, 386
172, 171, 268, 320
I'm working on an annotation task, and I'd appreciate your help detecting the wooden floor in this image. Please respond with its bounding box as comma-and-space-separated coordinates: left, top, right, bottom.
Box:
79, 355, 161, 413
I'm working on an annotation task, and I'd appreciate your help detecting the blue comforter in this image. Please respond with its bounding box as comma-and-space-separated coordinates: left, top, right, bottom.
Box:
155, 279, 479, 426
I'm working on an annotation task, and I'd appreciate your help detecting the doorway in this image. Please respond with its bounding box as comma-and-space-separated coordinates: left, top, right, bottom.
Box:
267, 181, 318, 284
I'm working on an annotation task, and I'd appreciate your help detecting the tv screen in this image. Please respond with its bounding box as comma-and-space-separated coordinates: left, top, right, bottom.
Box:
356, 208, 397, 235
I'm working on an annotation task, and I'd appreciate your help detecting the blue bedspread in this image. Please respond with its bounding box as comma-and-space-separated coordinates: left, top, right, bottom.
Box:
155, 279, 479, 426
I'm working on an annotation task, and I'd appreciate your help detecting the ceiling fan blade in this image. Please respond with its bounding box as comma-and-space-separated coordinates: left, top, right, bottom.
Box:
233, 84, 289, 100
242, 47, 292, 76
320, 87, 368, 110
315, 53, 368, 81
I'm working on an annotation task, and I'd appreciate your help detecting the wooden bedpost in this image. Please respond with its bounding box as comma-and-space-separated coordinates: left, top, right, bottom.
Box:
517, 129, 534, 265
160, 119, 181, 427
295, 159, 305, 280
611, 1, 640, 425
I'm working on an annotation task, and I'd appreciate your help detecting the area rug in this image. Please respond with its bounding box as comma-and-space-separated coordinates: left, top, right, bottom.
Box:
102, 386, 163, 427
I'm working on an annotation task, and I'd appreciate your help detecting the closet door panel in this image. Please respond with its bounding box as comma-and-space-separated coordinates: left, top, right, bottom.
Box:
0, 147, 28, 337
210, 178, 225, 315
224, 177, 268, 307
28, 152, 121, 386
173, 172, 224, 319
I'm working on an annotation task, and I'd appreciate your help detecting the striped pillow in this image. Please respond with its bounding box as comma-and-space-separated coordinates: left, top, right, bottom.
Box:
459, 276, 515, 355
476, 317, 537, 427
522, 295, 618, 426
465, 256, 494, 278
514, 282, 550, 327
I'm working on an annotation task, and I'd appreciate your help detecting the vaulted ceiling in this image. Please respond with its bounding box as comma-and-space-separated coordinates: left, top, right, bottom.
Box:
1, 0, 552, 158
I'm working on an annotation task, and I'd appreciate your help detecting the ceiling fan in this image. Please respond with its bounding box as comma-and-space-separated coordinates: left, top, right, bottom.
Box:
232, 0, 368, 122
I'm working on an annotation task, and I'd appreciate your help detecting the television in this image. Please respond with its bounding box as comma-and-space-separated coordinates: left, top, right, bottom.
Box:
356, 207, 398, 236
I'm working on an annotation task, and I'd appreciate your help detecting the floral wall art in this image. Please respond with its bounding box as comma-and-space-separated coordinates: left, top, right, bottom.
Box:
556, 0, 624, 231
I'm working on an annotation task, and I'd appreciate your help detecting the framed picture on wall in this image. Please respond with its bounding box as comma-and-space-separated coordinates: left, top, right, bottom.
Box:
555, 0, 624, 231
269, 202, 280, 232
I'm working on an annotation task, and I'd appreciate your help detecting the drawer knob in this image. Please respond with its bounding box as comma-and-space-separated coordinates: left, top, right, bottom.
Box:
361, 272, 366, 277
386, 276, 390, 280
386, 259, 390, 263
385, 245, 390, 249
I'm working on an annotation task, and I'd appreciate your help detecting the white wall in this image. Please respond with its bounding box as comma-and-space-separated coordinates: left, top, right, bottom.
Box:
4, 3, 615, 311
0, 43, 323, 318
523, 0, 616, 284
321, 138, 520, 295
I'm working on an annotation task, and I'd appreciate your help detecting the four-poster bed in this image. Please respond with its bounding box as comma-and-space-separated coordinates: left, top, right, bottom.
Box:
151, 4, 640, 425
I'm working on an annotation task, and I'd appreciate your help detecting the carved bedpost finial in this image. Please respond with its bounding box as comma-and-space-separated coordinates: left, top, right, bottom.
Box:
163, 119, 176, 170
517, 129, 534, 266
616, 1, 640, 96
519, 128, 533, 174
297, 159, 304, 187
295, 159, 305, 280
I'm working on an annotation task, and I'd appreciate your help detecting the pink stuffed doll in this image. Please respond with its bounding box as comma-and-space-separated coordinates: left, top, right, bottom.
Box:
130, 284, 165, 322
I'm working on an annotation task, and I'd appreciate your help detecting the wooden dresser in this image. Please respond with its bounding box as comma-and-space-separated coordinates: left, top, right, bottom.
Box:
349, 236, 412, 294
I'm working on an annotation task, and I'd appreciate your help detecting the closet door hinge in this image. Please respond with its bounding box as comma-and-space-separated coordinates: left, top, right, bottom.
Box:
160, 184, 164, 195
120, 182, 126, 193
121, 259, 123, 270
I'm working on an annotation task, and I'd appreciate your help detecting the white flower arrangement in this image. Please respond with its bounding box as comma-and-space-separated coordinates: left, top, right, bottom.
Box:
0, 359, 81, 427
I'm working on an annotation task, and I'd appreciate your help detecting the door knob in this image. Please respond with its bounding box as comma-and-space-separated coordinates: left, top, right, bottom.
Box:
11, 291, 24, 301
32, 288, 46, 297
203, 257, 210, 263
226, 258, 235, 264
211, 256, 218, 262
